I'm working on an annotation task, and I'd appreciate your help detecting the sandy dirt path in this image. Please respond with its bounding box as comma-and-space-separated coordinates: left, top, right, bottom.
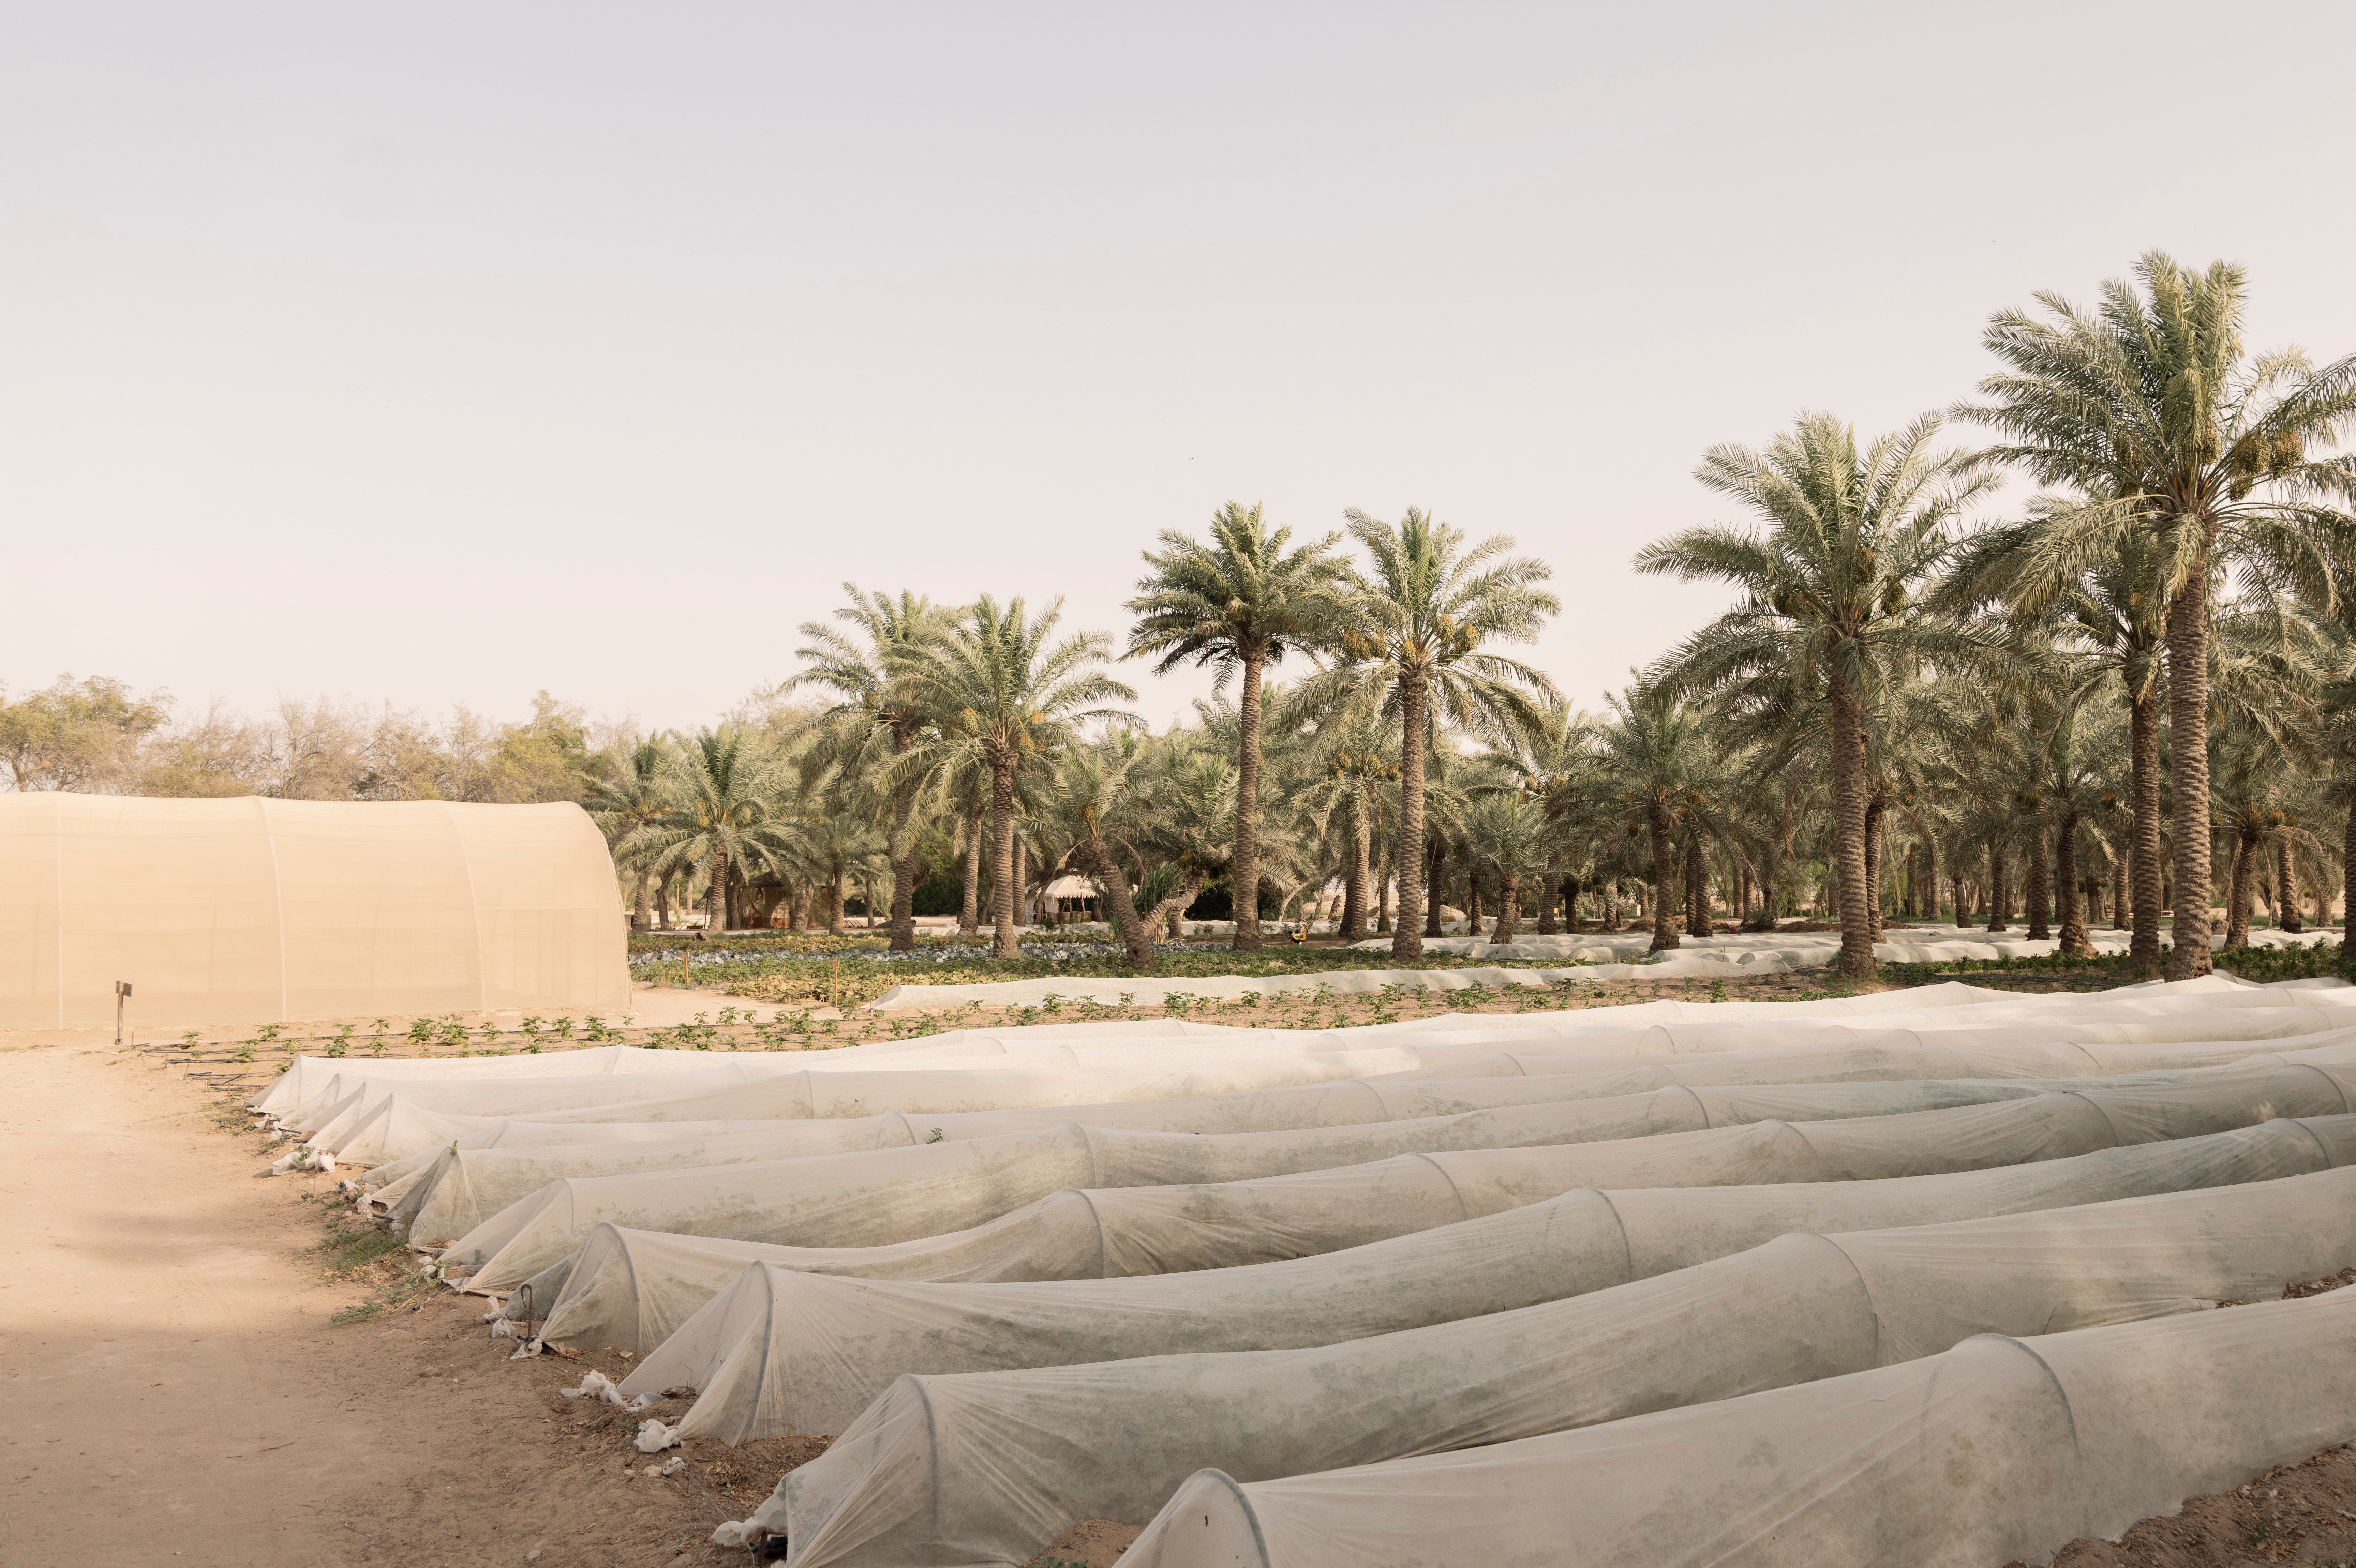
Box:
0, 1037, 787, 1568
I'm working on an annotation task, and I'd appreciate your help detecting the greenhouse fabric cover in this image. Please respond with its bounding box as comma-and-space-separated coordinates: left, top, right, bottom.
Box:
509, 1070, 2356, 1346
645, 1120, 2356, 1444
449, 1062, 2356, 1293
528, 1115, 2356, 1355
732, 1166, 2356, 1567
443, 1073, 2107, 1290
373, 1032, 2356, 1231
1113, 1288, 2356, 1568
393, 1077, 2075, 1243
0, 792, 628, 1028
310, 1023, 2356, 1168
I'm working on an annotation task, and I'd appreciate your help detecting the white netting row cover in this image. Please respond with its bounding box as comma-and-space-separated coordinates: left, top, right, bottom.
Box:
445, 1064, 2356, 1292
723, 1163, 2356, 1568
1115, 1286, 2356, 1568
529, 1115, 2356, 1356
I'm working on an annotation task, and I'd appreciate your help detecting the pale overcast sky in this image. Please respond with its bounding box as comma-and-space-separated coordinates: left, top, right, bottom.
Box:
5, 2, 2352, 737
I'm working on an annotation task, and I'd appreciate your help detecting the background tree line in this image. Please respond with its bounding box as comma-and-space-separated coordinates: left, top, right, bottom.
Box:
10, 251, 2354, 984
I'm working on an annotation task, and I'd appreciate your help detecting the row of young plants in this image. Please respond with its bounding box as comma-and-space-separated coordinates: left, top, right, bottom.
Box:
1879, 940, 2356, 990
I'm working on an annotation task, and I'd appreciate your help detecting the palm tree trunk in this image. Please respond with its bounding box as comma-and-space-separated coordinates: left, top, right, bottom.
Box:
959, 815, 983, 937
2225, 832, 2254, 951
1601, 876, 1622, 931
1231, 650, 1266, 952
1986, 843, 2009, 933
1376, 857, 1391, 934
2164, 578, 2215, 977
1685, 832, 1709, 938
2112, 853, 2129, 931
2277, 839, 2303, 932
2025, 821, 2052, 941
1492, 871, 1521, 943
1467, 879, 1483, 939
1828, 670, 1875, 978
1862, 801, 1885, 944
827, 867, 844, 935
989, 757, 1019, 958
1923, 835, 1940, 926
1537, 848, 1562, 934
2057, 810, 2089, 955
2123, 687, 2164, 965
1647, 807, 1681, 953
705, 845, 729, 935
1338, 849, 1365, 943
2343, 793, 2356, 960
1952, 862, 1969, 930
1078, 827, 1159, 968
1389, 674, 1427, 961
1425, 837, 1446, 936
657, 869, 673, 930
1343, 799, 1372, 942
886, 736, 919, 952
630, 870, 651, 932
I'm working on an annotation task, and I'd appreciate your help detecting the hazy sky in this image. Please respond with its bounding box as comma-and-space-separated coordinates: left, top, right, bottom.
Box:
6, 2, 2353, 737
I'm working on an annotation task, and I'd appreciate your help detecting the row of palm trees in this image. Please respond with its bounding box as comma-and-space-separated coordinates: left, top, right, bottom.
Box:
588, 251, 2356, 981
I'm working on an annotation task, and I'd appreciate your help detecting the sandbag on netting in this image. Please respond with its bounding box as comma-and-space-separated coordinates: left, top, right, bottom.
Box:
727, 1167, 2356, 1566
639, 1125, 2356, 1448
398, 1076, 2083, 1242
524, 1115, 2356, 1354
1110, 1285, 2356, 1568
443, 1074, 2103, 1291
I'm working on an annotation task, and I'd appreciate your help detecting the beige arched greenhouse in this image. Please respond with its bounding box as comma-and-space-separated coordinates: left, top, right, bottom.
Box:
0, 793, 630, 1029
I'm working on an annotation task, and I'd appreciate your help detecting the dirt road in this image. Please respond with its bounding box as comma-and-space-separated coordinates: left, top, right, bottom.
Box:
0, 1037, 775, 1568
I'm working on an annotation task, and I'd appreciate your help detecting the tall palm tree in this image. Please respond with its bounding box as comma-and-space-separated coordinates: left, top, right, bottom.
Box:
583, 739, 667, 930
883, 597, 1138, 957
1958, 252, 2356, 977
1461, 793, 1548, 943
1125, 503, 1354, 952
1943, 513, 2170, 966
788, 585, 954, 952
1597, 683, 1721, 953
619, 728, 794, 936
1498, 701, 1600, 934
1307, 507, 1559, 960
1637, 411, 1998, 978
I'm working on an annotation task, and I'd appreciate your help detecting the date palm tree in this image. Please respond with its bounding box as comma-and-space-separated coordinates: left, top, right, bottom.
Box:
788, 585, 955, 952
1498, 700, 1600, 933
1126, 503, 1354, 951
1597, 682, 1720, 952
1958, 252, 2356, 976
1304, 507, 1559, 960
1942, 513, 2169, 966
883, 597, 1138, 957
1461, 792, 1548, 943
1637, 411, 1998, 978
583, 739, 667, 930
620, 728, 795, 936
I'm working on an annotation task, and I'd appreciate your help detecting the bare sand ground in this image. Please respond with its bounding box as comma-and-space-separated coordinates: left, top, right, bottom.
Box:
0, 1034, 809, 1568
